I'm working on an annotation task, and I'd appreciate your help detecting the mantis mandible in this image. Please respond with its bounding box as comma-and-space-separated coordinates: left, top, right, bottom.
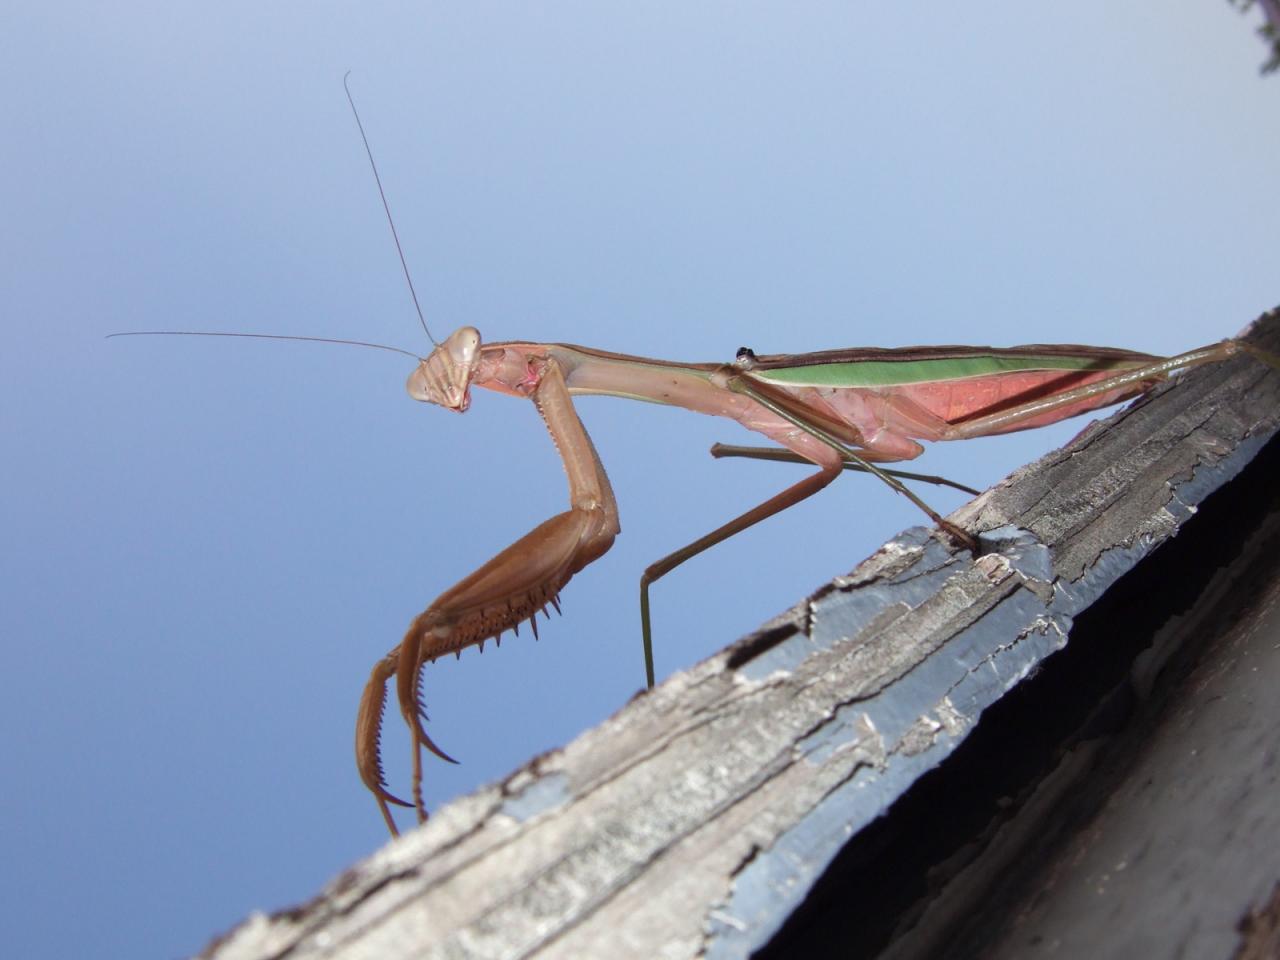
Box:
111, 80, 1279, 837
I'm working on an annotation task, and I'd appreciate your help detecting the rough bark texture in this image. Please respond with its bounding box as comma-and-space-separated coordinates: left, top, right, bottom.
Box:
201, 309, 1280, 960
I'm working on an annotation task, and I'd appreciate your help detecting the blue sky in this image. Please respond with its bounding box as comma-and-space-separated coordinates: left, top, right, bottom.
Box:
3, 4, 1277, 957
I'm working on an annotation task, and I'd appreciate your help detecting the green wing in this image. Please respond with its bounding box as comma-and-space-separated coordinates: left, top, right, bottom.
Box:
749, 344, 1158, 389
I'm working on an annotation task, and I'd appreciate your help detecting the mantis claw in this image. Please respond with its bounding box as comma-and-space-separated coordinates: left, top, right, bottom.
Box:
355, 651, 400, 797
414, 714, 459, 765
376, 787, 414, 809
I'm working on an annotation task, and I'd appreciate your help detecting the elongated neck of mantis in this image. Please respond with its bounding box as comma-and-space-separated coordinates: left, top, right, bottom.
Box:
478, 342, 734, 414
474, 340, 852, 475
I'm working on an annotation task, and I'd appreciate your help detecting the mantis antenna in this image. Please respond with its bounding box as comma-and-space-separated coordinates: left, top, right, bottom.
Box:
104, 330, 422, 360
109, 76, 437, 359
344, 71, 438, 348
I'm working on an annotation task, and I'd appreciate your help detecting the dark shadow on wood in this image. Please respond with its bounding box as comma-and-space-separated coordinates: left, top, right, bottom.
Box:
756, 431, 1280, 960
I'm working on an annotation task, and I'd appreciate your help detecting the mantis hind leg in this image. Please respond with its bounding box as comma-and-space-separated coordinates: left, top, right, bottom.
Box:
640, 463, 841, 687
709, 444, 982, 496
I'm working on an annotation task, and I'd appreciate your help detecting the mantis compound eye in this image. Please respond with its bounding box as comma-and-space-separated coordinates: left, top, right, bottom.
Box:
448, 326, 481, 365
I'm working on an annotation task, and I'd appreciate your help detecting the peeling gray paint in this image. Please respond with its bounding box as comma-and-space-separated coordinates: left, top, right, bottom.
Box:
500, 771, 570, 822
980, 524, 1053, 584
738, 535, 962, 684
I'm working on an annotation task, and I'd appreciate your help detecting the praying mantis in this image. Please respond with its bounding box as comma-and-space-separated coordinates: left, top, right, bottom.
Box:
112, 81, 1279, 838
360, 326, 1269, 833
118, 323, 1271, 836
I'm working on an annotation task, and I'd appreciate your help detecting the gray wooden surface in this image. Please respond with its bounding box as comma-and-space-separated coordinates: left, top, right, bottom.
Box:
200, 309, 1280, 960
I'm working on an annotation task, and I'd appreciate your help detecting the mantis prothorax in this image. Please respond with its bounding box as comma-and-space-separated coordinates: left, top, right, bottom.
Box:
111, 78, 1280, 836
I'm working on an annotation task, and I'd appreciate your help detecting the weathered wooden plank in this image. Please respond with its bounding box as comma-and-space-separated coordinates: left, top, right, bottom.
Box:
201, 309, 1280, 960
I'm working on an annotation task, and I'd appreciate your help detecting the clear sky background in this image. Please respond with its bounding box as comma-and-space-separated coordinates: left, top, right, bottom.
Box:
2, 4, 1277, 957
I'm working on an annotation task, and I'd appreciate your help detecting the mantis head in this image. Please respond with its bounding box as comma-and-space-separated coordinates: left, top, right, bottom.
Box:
407, 326, 483, 412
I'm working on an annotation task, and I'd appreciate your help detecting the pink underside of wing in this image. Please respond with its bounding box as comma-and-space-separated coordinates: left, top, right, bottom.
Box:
896, 370, 1149, 433
803, 369, 1151, 462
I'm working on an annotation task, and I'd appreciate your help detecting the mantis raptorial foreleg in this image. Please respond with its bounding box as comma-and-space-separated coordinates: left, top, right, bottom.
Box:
356, 647, 455, 834
357, 358, 620, 831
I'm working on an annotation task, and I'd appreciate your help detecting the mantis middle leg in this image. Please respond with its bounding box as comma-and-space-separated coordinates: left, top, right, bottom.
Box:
639, 460, 842, 687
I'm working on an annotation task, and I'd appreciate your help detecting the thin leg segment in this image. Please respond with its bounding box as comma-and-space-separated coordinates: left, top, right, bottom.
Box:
709, 443, 982, 495
640, 463, 841, 687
